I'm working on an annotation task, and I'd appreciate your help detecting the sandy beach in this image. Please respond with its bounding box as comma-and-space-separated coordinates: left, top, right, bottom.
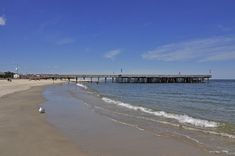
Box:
0, 79, 228, 156
0, 79, 86, 156
0, 79, 65, 97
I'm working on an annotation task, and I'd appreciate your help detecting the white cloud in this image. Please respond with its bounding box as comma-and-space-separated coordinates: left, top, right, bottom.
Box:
200, 51, 235, 62
0, 16, 6, 26
142, 36, 235, 62
56, 38, 75, 45
104, 49, 121, 59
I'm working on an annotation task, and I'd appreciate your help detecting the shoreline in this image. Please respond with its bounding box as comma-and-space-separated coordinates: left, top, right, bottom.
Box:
0, 84, 86, 156
0, 80, 231, 156
44, 83, 217, 156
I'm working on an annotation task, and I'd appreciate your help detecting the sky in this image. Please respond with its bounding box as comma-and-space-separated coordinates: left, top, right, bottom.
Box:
0, 0, 235, 78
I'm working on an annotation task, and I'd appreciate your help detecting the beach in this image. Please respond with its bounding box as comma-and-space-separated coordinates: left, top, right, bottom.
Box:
0, 79, 86, 156
1, 0, 234, 155
0, 79, 65, 97
0, 79, 232, 156
43, 83, 222, 156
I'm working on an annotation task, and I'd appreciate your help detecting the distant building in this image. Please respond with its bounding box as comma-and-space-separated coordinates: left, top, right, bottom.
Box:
13, 73, 20, 79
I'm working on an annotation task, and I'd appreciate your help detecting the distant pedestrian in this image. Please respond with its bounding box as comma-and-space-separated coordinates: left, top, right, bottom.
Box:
7, 78, 12, 82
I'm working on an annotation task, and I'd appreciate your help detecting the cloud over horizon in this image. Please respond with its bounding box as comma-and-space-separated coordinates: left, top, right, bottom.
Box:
0, 16, 6, 26
104, 49, 121, 59
142, 36, 235, 62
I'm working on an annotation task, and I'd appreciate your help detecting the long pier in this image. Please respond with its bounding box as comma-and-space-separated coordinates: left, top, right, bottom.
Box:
115, 75, 211, 83
29, 74, 212, 83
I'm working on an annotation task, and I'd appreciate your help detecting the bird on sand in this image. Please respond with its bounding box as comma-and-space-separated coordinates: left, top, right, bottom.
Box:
38, 107, 45, 113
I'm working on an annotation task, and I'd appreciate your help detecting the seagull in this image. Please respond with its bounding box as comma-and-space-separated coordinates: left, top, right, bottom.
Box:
38, 107, 45, 113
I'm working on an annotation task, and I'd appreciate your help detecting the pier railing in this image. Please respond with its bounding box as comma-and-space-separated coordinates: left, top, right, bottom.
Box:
25, 74, 212, 83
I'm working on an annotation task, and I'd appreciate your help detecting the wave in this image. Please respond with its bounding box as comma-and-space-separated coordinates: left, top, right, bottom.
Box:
76, 83, 88, 89
101, 97, 218, 128
94, 105, 235, 139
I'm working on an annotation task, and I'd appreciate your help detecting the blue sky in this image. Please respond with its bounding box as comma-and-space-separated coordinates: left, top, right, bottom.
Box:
0, 0, 235, 78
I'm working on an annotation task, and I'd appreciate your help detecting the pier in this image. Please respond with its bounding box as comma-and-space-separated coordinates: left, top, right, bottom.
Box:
29, 74, 212, 83
114, 75, 211, 83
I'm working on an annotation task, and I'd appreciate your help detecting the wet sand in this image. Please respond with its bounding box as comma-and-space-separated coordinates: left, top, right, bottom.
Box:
0, 80, 223, 156
0, 85, 86, 156
44, 84, 217, 156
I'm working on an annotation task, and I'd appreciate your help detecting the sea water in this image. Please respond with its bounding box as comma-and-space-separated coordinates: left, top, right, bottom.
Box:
86, 80, 235, 125
44, 80, 235, 155
84, 80, 235, 155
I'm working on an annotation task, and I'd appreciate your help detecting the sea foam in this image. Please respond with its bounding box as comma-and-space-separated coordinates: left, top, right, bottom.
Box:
102, 97, 218, 128
76, 83, 88, 89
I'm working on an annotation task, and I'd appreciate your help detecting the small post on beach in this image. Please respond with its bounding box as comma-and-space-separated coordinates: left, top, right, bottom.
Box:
76, 77, 78, 83
105, 77, 107, 83
90, 77, 92, 83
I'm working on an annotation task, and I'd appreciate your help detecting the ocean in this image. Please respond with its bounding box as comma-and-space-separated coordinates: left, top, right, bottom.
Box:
87, 80, 235, 126
44, 80, 235, 155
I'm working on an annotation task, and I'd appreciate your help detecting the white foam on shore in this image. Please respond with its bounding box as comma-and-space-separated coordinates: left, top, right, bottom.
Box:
102, 97, 218, 128
109, 118, 145, 131
94, 105, 235, 139
76, 83, 88, 89
209, 150, 235, 155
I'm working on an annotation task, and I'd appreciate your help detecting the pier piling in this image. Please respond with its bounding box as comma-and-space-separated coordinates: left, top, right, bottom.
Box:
37, 74, 211, 84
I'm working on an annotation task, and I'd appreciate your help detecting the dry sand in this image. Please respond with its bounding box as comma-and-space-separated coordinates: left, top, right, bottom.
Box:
0, 80, 86, 156
0, 79, 65, 97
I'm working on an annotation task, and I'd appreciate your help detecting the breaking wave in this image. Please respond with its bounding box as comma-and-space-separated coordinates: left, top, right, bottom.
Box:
76, 83, 88, 89
102, 97, 218, 128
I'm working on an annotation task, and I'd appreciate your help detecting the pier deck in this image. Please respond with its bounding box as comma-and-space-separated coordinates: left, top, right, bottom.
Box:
33, 74, 212, 83
115, 75, 211, 83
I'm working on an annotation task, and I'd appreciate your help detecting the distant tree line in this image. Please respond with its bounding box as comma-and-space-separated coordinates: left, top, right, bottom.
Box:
0, 71, 15, 78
